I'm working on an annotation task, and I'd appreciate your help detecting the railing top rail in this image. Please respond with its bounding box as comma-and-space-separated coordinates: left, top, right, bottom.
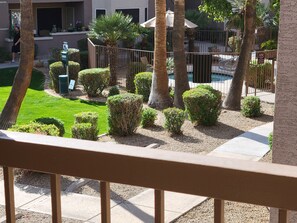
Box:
0, 130, 296, 211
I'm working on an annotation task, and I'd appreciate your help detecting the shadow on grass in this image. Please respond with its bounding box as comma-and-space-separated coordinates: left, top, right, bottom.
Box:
0, 67, 45, 91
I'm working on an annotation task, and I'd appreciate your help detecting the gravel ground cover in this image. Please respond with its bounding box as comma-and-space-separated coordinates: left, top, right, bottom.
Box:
0, 66, 275, 221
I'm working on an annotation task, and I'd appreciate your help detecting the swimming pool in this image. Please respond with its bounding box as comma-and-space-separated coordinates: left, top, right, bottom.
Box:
168, 73, 232, 83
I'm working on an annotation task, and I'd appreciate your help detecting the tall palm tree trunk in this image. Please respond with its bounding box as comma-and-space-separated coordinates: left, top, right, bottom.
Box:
108, 46, 118, 86
173, 0, 190, 109
0, 0, 34, 129
148, 0, 172, 109
222, 0, 256, 110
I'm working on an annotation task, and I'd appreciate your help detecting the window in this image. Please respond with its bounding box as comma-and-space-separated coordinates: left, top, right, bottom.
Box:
37, 8, 62, 34
96, 9, 106, 18
115, 9, 139, 23
145, 8, 147, 21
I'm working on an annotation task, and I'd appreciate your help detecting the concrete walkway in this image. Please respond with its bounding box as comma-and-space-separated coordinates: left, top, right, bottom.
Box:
0, 122, 273, 222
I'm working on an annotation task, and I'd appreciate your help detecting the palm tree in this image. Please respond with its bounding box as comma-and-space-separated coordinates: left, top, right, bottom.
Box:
89, 12, 139, 86
223, 0, 257, 110
173, 0, 189, 109
148, 0, 172, 109
0, 0, 34, 129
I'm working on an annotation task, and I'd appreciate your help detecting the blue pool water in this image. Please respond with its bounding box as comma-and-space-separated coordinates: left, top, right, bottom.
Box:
169, 73, 232, 82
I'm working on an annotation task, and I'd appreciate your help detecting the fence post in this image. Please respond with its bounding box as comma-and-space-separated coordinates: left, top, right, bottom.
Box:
155, 190, 164, 223
100, 181, 111, 223
3, 166, 16, 223
214, 199, 224, 223
51, 174, 62, 223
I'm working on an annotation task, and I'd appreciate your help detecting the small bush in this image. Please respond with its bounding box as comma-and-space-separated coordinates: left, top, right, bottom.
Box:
108, 85, 120, 97
268, 132, 273, 150
134, 72, 152, 102
71, 123, 97, 141
9, 123, 59, 136
80, 51, 89, 69
163, 107, 186, 134
68, 48, 81, 64
78, 68, 110, 97
141, 107, 157, 128
33, 117, 65, 137
49, 61, 80, 93
73, 112, 99, 140
241, 96, 262, 117
126, 62, 147, 93
74, 112, 98, 128
183, 86, 222, 126
107, 93, 143, 136
49, 47, 61, 61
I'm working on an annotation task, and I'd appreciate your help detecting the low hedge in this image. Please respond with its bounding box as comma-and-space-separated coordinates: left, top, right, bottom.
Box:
33, 117, 65, 137
9, 123, 59, 136
49, 61, 80, 93
78, 68, 110, 97
71, 123, 97, 141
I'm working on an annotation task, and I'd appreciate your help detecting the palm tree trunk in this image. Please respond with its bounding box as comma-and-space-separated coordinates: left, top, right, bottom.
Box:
173, 0, 190, 109
0, 0, 34, 129
108, 46, 118, 86
222, 0, 256, 110
148, 0, 172, 109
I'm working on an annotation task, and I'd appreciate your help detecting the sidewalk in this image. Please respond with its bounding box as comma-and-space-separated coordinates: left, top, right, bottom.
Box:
0, 122, 273, 222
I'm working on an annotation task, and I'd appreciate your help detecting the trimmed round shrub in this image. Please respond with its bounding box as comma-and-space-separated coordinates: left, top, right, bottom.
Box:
71, 123, 97, 141
183, 86, 222, 126
134, 72, 152, 102
74, 112, 99, 140
163, 107, 186, 134
107, 93, 143, 136
74, 112, 98, 128
68, 48, 80, 64
78, 68, 110, 97
241, 96, 262, 117
33, 117, 65, 137
49, 61, 80, 93
141, 107, 157, 128
9, 123, 59, 136
80, 51, 89, 70
126, 62, 147, 93
108, 85, 120, 97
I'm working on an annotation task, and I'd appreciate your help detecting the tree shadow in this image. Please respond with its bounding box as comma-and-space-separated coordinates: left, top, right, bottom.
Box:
15, 171, 77, 192
195, 122, 245, 139
251, 114, 274, 123
170, 133, 201, 143
143, 125, 164, 132
112, 133, 166, 147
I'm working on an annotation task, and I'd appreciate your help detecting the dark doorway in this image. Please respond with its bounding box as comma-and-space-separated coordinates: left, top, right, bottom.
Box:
115, 9, 139, 23
37, 8, 62, 35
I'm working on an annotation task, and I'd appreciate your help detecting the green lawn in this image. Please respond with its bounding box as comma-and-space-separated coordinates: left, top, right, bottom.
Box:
0, 68, 108, 137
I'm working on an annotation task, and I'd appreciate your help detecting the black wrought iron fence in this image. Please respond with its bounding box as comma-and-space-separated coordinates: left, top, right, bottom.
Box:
88, 39, 276, 96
